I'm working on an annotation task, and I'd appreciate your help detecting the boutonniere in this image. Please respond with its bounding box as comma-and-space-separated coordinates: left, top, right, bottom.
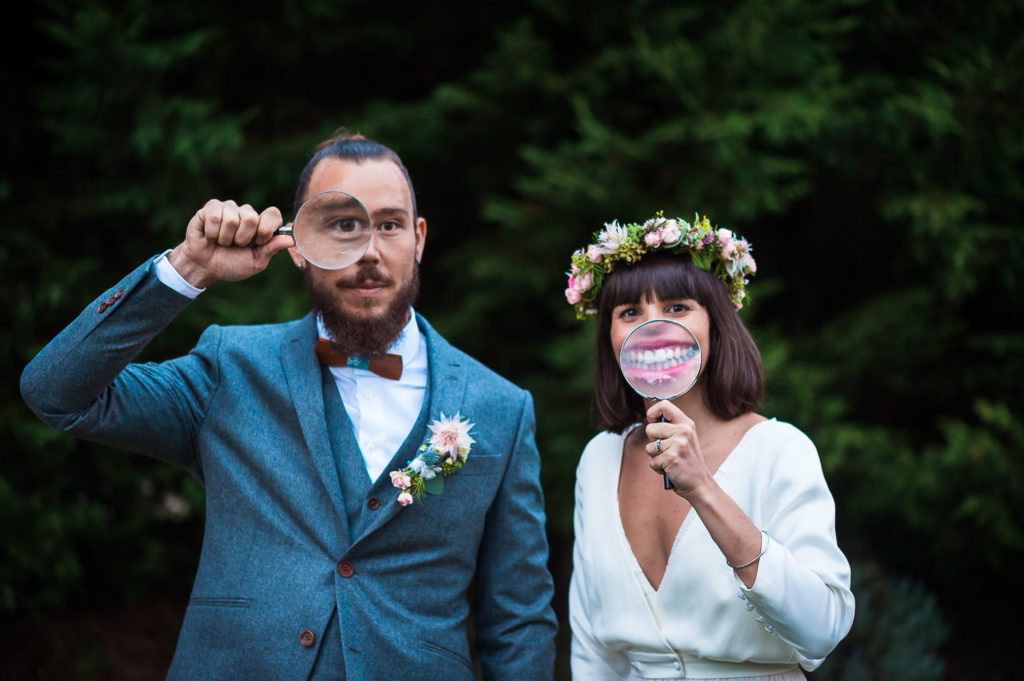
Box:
389, 412, 476, 506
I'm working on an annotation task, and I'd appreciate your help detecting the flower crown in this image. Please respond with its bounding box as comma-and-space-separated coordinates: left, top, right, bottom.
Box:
565, 212, 757, 319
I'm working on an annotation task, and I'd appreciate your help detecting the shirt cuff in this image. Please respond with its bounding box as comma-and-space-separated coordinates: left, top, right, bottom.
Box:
153, 250, 205, 299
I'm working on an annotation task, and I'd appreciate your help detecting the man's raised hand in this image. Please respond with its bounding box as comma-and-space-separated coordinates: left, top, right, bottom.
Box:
167, 199, 294, 289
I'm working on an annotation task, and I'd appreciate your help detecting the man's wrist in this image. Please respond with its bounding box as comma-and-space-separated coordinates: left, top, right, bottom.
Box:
167, 245, 216, 290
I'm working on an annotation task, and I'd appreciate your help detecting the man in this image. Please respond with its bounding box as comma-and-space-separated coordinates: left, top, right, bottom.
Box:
20, 134, 557, 680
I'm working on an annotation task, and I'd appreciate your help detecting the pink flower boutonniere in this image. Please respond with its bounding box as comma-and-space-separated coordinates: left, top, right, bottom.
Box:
390, 412, 476, 506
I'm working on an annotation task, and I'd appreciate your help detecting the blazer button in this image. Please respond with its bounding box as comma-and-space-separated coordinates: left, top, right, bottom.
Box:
113, 289, 124, 300
366, 497, 380, 510
97, 302, 108, 313
337, 560, 354, 578
300, 630, 316, 647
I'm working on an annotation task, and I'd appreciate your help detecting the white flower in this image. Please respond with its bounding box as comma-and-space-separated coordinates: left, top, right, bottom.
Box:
596, 221, 628, 255
428, 412, 476, 463
410, 457, 440, 479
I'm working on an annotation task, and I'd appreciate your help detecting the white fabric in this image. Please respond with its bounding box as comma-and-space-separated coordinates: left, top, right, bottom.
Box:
316, 314, 427, 481
153, 251, 204, 298
153, 253, 427, 482
569, 419, 854, 680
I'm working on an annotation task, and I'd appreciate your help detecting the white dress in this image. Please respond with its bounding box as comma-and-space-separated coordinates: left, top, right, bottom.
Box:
569, 419, 855, 680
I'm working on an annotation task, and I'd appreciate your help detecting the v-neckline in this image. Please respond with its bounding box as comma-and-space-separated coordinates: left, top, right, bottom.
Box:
613, 419, 770, 594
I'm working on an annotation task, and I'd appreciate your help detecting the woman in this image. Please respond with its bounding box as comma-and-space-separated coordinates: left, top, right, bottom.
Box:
565, 215, 854, 680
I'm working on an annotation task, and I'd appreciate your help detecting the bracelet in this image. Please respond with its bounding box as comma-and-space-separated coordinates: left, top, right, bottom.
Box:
726, 530, 769, 569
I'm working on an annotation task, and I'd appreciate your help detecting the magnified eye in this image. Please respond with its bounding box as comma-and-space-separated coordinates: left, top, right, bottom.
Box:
329, 218, 363, 232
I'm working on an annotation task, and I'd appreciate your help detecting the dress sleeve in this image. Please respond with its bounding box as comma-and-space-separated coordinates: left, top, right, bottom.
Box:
569, 459, 630, 680
736, 428, 855, 670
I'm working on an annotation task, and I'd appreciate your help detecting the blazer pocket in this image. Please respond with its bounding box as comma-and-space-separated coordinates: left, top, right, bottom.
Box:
457, 454, 505, 477
419, 639, 474, 674
188, 596, 253, 608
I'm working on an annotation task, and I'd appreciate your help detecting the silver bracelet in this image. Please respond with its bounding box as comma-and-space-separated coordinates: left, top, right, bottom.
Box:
727, 530, 770, 569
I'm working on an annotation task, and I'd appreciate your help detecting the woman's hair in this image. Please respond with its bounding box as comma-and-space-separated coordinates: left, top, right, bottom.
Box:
593, 252, 764, 432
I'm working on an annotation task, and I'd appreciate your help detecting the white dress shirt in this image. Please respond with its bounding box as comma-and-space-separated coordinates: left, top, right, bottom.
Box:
152, 252, 428, 482
569, 419, 855, 680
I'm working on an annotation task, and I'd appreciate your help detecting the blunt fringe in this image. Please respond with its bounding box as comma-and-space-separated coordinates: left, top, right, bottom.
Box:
593, 252, 765, 433
293, 130, 417, 217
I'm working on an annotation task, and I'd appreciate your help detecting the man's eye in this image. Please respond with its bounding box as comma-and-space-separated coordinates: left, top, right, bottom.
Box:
329, 218, 361, 232
377, 221, 401, 233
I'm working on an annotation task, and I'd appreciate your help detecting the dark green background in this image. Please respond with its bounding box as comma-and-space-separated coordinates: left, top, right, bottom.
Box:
3, 1, 1022, 679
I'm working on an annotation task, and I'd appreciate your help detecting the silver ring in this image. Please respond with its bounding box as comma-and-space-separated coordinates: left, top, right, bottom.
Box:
655, 439, 662, 453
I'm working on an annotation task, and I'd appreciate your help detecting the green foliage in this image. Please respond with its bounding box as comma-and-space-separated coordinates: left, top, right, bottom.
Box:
3, 0, 1023, 676
811, 562, 947, 681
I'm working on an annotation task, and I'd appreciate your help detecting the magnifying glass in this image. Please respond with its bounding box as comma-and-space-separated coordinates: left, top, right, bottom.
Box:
276, 190, 372, 270
618, 319, 702, 490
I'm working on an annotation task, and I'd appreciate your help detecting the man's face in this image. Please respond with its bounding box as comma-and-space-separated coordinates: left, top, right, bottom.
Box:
290, 158, 427, 354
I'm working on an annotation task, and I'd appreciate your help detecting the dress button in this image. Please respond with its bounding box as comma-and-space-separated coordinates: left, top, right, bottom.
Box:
745, 602, 755, 611
673, 661, 681, 671
755, 616, 765, 623
367, 497, 380, 510
764, 624, 774, 633
337, 560, 354, 578
300, 630, 316, 647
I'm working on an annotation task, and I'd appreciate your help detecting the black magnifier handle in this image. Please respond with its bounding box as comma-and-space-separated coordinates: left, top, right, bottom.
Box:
659, 414, 673, 490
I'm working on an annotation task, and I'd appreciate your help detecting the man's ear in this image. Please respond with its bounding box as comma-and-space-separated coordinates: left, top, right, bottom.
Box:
414, 217, 427, 263
285, 226, 306, 268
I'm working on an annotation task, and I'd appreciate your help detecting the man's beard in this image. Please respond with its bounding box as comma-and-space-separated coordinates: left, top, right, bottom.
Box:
306, 261, 420, 357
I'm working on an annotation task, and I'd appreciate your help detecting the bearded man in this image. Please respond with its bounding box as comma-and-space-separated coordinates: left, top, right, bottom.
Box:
20, 134, 557, 680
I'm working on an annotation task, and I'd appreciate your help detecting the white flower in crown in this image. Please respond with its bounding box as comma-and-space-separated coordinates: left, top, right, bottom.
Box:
596, 220, 629, 255
428, 412, 476, 464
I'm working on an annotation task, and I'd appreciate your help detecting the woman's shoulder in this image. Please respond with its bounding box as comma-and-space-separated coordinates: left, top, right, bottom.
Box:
740, 417, 823, 471
577, 427, 632, 473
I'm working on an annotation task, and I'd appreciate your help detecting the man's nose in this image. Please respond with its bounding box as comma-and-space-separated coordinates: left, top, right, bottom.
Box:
358, 228, 381, 264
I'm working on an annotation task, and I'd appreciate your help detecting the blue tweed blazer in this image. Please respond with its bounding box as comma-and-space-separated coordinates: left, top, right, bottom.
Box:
20, 259, 557, 680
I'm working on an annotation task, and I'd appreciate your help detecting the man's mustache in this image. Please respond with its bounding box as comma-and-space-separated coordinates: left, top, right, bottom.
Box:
337, 266, 393, 288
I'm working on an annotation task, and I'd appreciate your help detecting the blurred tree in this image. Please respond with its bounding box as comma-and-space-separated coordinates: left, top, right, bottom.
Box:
2, 0, 1022, 678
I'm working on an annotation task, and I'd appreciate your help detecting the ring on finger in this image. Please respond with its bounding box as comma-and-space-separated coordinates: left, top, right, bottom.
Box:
655, 438, 662, 453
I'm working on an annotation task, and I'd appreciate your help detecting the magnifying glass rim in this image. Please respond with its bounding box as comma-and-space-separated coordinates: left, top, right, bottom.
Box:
291, 189, 373, 271
618, 318, 702, 400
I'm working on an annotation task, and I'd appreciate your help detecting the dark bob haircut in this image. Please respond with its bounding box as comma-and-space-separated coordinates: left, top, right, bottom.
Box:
594, 252, 765, 433
293, 131, 417, 217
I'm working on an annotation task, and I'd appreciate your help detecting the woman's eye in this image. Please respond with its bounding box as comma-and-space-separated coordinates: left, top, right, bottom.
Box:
617, 307, 638, 318
668, 303, 690, 314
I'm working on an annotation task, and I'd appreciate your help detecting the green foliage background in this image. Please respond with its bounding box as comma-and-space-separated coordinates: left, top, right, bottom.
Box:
3, 0, 1022, 678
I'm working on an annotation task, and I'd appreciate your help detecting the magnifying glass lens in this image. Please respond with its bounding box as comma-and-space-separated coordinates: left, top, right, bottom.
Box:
619, 319, 701, 400
292, 191, 372, 270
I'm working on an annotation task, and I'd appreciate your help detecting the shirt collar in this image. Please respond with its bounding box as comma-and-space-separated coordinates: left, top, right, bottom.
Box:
315, 309, 421, 367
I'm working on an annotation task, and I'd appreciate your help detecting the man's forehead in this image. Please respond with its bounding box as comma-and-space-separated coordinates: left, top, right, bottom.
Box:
307, 158, 412, 206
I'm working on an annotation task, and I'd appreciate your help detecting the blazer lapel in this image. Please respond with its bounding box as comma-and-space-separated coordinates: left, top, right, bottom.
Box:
280, 314, 351, 541
351, 314, 469, 544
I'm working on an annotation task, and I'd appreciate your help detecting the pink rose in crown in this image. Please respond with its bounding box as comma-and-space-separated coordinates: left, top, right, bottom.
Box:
644, 230, 663, 247
565, 287, 582, 304
660, 220, 682, 246
587, 244, 603, 263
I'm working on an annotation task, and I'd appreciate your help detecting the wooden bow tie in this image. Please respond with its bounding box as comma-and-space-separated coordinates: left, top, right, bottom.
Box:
314, 338, 403, 380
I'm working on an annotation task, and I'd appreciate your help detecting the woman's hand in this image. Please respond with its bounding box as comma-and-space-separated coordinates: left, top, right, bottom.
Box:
644, 400, 713, 498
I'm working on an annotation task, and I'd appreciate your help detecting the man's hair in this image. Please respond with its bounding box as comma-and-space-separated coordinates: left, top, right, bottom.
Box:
293, 131, 417, 217
593, 252, 765, 433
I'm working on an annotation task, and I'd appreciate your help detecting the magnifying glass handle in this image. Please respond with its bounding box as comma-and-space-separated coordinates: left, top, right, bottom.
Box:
659, 415, 674, 490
